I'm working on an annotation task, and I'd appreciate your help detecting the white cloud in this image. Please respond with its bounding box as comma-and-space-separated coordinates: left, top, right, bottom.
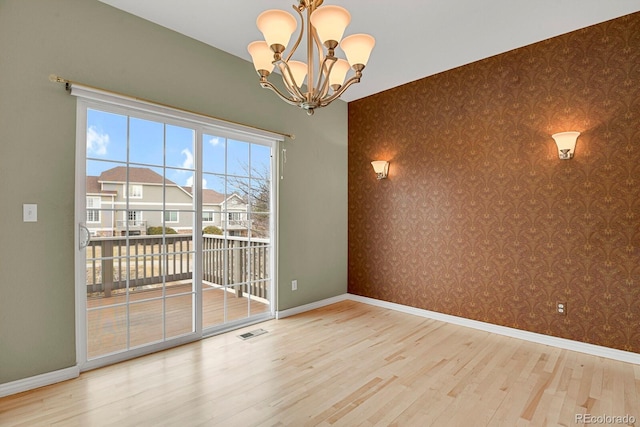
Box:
209, 136, 222, 146
180, 150, 207, 188
185, 176, 207, 189
87, 126, 109, 155
181, 148, 194, 169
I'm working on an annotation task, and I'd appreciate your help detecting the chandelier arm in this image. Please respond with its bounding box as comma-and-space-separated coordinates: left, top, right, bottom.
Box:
277, 61, 306, 101
260, 79, 305, 107
308, 24, 328, 104
318, 74, 361, 107
285, 5, 305, 63
312, 26, 325, 74
304, 5, 314, 105
312, 56, 335, 102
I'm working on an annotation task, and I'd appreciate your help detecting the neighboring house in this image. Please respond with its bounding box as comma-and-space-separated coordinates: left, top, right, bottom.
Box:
183, 187, 249, 236
86, 175, 117, 237
86, 166, 248, 236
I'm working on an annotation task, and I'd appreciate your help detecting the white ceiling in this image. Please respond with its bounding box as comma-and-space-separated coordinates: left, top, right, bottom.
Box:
99, 0, 640, 102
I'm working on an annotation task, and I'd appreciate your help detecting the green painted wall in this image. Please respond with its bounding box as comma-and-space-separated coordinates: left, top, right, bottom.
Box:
0, 0, 347, 384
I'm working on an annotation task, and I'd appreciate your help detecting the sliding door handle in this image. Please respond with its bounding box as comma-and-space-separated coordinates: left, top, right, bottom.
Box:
79, 224, 91, 250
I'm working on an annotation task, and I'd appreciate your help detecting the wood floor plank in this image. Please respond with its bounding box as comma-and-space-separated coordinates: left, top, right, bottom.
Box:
1, 300, 639, 426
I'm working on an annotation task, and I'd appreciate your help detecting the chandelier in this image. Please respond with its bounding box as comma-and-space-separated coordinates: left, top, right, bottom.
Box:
247, 0, 375, 115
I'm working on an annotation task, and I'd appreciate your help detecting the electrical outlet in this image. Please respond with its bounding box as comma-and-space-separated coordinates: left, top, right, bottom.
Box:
557, 302, 567, 315
292, 279, 298, 291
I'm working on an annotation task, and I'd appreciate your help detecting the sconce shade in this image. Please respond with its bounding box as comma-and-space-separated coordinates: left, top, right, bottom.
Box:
552, 131, 580, 160
371, 160, 389, 180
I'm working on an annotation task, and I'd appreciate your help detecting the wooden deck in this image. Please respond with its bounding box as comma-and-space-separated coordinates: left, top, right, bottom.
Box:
87, 282, 270, 359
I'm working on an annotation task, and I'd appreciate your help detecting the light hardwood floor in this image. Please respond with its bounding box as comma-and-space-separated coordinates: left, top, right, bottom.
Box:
1, 300, 639, 426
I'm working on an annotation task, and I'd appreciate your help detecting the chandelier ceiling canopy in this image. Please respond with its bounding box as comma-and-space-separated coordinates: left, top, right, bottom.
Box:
248, 0, 375, 115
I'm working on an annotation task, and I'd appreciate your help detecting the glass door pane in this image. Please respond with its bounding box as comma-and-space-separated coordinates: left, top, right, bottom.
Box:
84, 108, 197, 360
201, 133, 272, 330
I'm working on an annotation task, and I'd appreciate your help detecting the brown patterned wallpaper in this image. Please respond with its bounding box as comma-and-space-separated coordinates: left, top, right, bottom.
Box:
348, 12, 640, 353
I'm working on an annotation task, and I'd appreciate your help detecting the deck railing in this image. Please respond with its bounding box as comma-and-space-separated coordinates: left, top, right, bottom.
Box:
115, 220, 148, 235
86, 234, 270, 299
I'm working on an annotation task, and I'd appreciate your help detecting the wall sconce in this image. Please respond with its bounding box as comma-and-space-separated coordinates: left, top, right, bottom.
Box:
371, 160, 389, 179
551, 131, 580, 160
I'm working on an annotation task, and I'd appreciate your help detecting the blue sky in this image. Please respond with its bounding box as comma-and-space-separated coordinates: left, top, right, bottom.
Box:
86, 108, 270, 194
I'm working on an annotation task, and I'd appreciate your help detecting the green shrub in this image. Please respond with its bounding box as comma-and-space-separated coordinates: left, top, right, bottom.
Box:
203, 225, 223, 235
147, 226, 178, 235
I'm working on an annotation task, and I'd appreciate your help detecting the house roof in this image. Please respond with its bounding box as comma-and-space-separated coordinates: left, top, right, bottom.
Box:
86, 176, 101, 193
86, 176, 117, 195
183, 187, 225, 204
98, 166, 177, 186
89, 167, 236, 205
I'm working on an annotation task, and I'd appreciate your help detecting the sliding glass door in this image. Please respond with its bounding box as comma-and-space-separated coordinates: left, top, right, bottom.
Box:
75, 95, 276, 368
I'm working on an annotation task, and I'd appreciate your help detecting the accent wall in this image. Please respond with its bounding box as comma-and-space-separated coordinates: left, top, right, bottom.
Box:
348, 13, 640, 353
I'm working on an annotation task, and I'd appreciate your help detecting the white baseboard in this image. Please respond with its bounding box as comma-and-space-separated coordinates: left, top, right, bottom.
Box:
347, 294, 640, 365
0, 365, 79, 398
275, 294, 350, 319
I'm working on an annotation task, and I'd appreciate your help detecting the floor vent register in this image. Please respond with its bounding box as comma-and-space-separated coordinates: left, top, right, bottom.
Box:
238, 328, 268, 340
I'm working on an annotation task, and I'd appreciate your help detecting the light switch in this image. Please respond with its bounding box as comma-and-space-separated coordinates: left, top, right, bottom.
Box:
23, 204, 37, 222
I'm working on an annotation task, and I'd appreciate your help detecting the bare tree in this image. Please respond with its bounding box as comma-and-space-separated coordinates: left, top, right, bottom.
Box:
226, 163, 271, 238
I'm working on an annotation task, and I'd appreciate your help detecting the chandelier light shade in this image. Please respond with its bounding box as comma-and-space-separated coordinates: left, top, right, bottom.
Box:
248, 0, 375, 115
285, 60, 308, 87
256, 10, 298, 50
551, 131, 580, 159
340, 34, 375, 67
309, 5, 350, 46
328, 58, 351, 88
247, 41, 275, 74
